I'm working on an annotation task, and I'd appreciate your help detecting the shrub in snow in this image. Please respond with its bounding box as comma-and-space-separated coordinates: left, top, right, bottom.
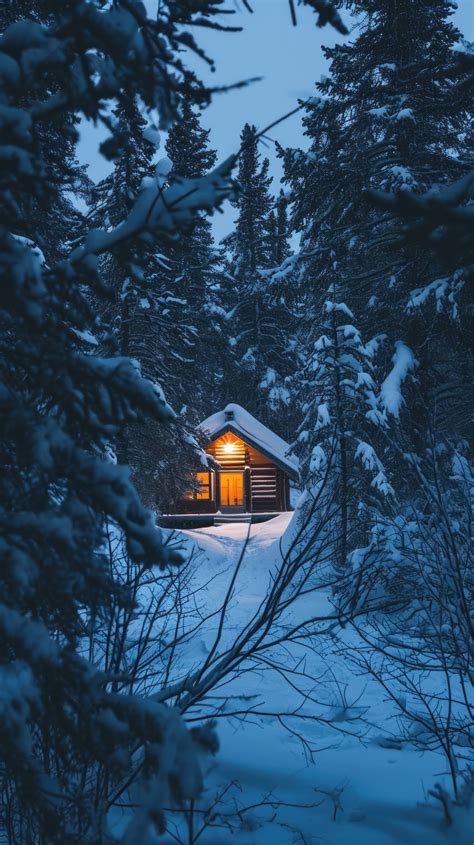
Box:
347, 445, 474, 801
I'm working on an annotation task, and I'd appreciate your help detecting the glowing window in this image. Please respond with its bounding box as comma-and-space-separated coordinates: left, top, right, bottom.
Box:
184, 471, 212, 500
195, 471, 211, 500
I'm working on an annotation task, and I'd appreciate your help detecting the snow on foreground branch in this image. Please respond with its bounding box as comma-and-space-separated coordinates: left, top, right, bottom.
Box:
69, 156, 237, 264
0, 3, 251, 843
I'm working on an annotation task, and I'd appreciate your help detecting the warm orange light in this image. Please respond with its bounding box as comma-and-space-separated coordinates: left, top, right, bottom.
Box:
223, 442, 235, 453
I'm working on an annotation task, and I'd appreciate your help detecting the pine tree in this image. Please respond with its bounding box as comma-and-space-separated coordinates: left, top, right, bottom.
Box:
284, 0, 473, 493
88, 98, 204, 508
224, 125, 296, 431
268, 189, 292, 267
164, 96, 225, 416
294, 281, 391, 573
88, 98, 156, 364
0, 2, 234, 840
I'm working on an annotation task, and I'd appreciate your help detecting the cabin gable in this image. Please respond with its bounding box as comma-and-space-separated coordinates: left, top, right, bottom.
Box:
201, 418, 298, 480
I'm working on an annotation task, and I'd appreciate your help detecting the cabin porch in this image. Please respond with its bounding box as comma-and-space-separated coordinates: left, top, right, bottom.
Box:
158, 512, 282, 530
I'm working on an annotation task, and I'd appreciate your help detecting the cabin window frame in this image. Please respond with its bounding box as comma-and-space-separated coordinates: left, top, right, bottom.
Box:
183, 470, 214, 501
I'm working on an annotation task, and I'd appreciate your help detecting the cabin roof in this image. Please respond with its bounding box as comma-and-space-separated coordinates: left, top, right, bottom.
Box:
199, 403, 299, 479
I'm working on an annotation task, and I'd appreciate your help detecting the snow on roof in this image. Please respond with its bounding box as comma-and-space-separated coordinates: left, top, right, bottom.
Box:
199, 403, 299, 478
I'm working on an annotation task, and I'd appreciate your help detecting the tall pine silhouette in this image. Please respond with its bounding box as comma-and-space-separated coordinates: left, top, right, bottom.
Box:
89, 98, 204, 508
284, 0, 472, 486
165, 97, 224, 416
224, 125, 295, 432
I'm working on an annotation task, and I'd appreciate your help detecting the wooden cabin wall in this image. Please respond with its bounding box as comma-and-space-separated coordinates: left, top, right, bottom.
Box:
177, 431, 294, 514
206, 434, 285, 512
250, 467, 277, 511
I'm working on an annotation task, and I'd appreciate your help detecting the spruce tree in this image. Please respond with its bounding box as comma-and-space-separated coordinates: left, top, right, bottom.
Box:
284, 0, 472, 496
164, 97, 224, 416
0, 2, 235, 840
294, 282, 390, 573
267, 190, 292, 267
224, 125, 295, 431
89, 98, 204, 509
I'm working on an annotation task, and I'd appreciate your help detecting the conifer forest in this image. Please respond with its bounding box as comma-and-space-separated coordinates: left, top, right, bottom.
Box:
0, 1, 473, 843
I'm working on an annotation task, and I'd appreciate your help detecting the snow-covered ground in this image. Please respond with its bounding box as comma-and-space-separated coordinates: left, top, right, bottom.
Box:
161, 515, 473, 845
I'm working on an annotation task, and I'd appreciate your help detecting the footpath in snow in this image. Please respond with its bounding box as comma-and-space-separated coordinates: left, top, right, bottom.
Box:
161, 514, 472, 845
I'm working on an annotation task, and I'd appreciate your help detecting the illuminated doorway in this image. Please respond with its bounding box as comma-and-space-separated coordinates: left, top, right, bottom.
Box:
220, 472, 245, 511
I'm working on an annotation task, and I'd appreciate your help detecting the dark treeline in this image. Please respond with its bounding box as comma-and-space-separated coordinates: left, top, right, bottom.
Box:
102, 0, 473, 528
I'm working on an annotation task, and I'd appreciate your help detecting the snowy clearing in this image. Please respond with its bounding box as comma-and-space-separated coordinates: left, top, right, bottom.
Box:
158, 515, 473, 845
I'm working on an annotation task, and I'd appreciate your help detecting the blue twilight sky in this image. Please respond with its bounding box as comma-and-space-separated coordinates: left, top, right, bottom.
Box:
77, 0, 474, 240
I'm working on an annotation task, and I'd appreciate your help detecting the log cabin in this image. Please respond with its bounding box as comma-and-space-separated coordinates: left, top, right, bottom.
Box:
177, 404, 299, 515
